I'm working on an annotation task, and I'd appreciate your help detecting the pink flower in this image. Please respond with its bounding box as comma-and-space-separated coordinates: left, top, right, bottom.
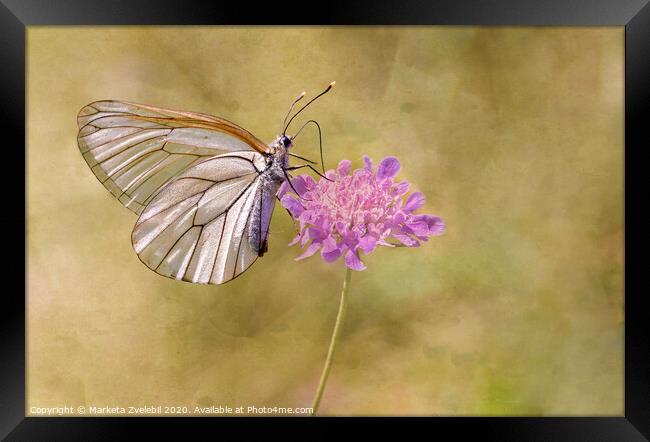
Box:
279, 155, 445, 271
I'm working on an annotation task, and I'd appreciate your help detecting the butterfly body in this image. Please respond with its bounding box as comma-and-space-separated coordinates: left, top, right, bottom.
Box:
248, 136, 292, 257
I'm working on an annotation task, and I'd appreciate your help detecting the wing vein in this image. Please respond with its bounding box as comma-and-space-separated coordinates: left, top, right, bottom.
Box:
209, 212, 228, 282
234, 186, 258, 278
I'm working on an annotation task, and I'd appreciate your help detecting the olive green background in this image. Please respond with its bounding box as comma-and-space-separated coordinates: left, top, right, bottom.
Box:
27, 27, 623, 415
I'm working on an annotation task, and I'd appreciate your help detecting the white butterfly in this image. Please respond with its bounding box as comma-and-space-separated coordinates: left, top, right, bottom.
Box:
77, 83, 334, 285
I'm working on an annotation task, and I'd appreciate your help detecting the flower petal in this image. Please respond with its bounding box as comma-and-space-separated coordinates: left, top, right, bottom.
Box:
291, 175, 315, 196
335, 221, 348, 236
344, 249, 367, 271
322, 236, 338, 253
415, 214, 446, 235
392, 233, 420, 247
377, 156, 400, 180
288, 233, 302, 246
337, 159, 351, 177
321, 238, 342, 263
429, 218, 446, 236
390, 210, 406, 226
363, 155, 372, 171
295, 241, 321, 260
404, 192, 425, 213
357, 235, 377, 254
280, 195, 304, 218
322, 249, 342, 262
392, 180, 410, 196
407, 220, 431, 237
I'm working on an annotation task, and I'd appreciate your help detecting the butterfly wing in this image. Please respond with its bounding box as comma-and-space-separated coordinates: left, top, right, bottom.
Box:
77, 100, 270, 214
131, 151, 278, 285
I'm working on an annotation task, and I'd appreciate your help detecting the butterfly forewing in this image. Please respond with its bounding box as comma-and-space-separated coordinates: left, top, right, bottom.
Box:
131, 151, 273, 285
77, 100, 270, 214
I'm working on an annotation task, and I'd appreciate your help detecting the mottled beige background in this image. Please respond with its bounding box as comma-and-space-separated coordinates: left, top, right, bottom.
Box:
27, 27, 623, 416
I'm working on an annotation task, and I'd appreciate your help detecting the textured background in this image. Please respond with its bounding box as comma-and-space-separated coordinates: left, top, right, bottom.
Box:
27, 27, 623, 415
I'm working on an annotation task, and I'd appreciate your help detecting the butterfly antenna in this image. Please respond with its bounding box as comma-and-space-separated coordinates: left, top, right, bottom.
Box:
283, 81, 335, 135
281, 91, 306, 134
292, 119, 326, 174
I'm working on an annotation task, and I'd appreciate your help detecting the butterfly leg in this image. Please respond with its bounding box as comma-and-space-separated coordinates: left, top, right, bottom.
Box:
281, 167, 313, 201
288, 153, 317, 164
284, 164, 333, 182
276, 194, 295, 221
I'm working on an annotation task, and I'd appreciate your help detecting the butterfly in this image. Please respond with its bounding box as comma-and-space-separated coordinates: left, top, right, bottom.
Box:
77, 82, 334, 285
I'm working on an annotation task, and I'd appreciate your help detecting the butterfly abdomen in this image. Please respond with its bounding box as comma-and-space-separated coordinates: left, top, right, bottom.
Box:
248, 173, 282, 256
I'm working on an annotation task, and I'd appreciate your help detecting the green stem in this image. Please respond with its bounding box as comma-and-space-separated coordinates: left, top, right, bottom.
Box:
310, 267, 352, 416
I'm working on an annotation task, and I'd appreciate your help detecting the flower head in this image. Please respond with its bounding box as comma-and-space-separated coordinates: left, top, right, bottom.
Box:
279, 155, 445, 271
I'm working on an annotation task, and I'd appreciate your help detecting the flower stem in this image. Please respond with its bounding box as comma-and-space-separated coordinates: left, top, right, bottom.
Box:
310, 267, 352, 416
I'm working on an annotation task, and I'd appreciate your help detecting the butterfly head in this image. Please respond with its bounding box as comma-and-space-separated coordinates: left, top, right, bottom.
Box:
280, 135, 293, 149
271, 134, 293, 154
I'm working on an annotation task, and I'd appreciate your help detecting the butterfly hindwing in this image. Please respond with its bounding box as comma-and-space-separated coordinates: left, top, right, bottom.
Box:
77, 100, 270, 215
131, 151, 274, 285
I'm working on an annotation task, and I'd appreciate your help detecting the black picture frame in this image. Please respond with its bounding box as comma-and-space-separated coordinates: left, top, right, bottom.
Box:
4, 0, 648, 439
